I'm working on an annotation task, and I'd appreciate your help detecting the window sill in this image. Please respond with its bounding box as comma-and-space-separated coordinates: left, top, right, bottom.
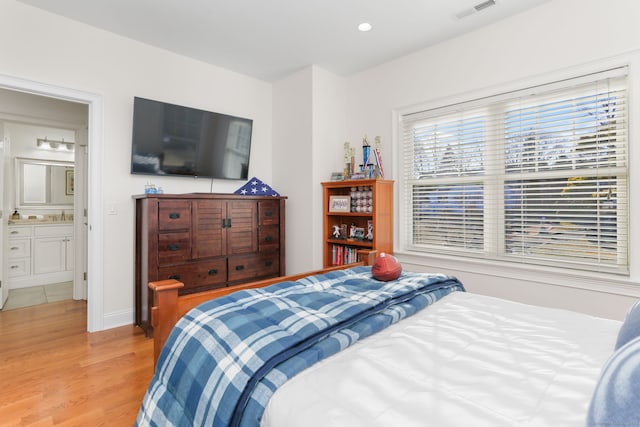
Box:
396, 250, 640, 298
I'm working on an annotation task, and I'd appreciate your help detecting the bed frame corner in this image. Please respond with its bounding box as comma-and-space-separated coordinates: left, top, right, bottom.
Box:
148, 279, 184, 365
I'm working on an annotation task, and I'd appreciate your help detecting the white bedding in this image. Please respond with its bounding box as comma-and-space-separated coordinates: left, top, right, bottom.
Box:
261, 292, 620, 427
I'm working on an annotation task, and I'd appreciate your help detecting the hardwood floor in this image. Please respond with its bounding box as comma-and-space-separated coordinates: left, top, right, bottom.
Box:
0, 299, 153, 426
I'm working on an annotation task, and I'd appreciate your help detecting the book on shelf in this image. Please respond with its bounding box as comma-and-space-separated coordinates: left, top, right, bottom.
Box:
331, 244, 359, 266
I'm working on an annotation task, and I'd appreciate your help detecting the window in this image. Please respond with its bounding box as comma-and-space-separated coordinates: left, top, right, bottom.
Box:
400, 68, 628, 274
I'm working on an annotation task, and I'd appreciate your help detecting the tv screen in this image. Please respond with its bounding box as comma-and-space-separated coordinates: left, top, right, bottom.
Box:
131, 97, 252, 180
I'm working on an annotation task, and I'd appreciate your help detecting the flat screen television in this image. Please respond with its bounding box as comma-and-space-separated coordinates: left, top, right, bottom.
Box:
130, 97, 253, 180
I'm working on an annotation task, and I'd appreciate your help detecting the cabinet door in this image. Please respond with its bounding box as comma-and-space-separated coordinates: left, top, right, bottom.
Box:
227, 200, 258, 256
192, 199, 226, 259
34, 237, 66, 274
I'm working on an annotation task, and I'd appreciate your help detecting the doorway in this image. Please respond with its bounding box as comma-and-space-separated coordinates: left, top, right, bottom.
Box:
2, 122, 82, 311
0, 74, 104, 332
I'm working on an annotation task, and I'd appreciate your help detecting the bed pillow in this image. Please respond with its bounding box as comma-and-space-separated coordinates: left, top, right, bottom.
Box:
371, 253, 402, 281
586, 337, 640, 426
615, 300, 640, 350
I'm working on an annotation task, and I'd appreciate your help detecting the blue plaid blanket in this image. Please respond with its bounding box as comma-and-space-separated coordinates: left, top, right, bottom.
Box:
136, 266, 464, 427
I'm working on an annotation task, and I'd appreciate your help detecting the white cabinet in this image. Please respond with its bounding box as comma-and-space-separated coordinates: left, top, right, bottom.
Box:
34, 225, 73, 274
7, 223, 73, 288
34, 237, 67, 274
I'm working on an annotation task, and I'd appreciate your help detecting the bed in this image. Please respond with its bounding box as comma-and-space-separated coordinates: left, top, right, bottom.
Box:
136, 258, 640, 427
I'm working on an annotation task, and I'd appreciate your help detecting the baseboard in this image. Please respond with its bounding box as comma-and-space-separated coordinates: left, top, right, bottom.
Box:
9, 272, 74, 289
102, 308, 134, 330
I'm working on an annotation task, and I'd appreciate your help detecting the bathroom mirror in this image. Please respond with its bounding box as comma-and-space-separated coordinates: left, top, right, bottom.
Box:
15, 157, 74, 208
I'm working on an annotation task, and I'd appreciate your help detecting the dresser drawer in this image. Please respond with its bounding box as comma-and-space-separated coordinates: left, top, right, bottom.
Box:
8, 239, 31, 259
157, 264, 192, 284
157, 232, 191, 265
158, 200, 191, 231
259, 200, 280, 226
158, 259, 227, 294
189, 259, 227, 288
8, 258, 29, 277
8, 226, 32, 238
228, 252, 280, 282
258, 225, 280, 252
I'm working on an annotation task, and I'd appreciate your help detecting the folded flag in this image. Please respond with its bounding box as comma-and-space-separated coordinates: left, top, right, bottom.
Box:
234, 177, 280, 196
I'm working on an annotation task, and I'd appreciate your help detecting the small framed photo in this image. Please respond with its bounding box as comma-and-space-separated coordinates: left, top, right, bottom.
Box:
65, 169, 74, 195
329, 195, 351, 213
330, 172, 345, 181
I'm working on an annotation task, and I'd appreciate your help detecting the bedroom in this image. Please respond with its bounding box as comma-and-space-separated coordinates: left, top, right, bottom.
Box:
0, 0, 639, 424
0, 0, 637, 330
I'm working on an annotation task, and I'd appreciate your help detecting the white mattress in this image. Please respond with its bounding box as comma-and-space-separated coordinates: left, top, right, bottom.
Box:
261, 292, 620, 427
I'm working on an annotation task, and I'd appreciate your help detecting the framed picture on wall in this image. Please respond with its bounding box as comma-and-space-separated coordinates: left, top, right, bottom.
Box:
65, 169, 74, 195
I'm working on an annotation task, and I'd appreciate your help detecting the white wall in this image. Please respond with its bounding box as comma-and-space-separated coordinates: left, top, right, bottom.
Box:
272, 66, 348, 273
272, 68, 314, 273
342, 0, 640, 319
0, 0, 273, 327
310, 68, 348, 267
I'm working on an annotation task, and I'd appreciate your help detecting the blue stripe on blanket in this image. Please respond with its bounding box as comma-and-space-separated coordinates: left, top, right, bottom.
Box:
136, 266, 465, 427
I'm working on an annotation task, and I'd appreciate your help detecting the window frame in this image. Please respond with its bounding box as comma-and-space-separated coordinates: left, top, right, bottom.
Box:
396, 65, 633, 280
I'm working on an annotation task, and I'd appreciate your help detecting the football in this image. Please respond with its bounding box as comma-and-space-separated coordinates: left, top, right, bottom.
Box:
371, 252, 402, 281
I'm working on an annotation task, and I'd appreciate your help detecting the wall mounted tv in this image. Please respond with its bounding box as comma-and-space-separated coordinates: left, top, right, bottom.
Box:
130, 97, 253, 180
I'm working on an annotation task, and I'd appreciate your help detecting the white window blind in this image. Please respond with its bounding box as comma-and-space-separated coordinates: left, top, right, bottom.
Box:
400, 68, 629, 274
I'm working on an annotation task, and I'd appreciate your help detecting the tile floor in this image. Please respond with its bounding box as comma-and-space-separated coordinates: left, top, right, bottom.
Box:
1, 282, 73, 311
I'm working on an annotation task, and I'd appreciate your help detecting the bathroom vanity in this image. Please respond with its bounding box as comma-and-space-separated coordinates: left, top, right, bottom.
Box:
7, 219, 74, 289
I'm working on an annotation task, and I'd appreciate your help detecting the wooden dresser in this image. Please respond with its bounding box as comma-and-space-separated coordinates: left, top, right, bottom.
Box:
133, 193, 286, 336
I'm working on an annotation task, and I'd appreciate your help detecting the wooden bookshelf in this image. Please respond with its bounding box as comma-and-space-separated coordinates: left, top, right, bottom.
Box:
322, 179, 394, 268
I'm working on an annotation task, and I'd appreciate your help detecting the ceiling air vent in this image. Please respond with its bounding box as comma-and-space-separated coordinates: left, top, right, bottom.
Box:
475, 0, 496, 12
455, 0, 497, 19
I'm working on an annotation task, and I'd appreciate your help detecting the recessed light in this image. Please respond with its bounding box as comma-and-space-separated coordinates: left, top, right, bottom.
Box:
358, 22, 372, 32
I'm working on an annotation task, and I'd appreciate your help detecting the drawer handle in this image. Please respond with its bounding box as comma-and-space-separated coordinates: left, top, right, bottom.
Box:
10, 246, 20, 250
10, 230, 19, 234
208, 269, 218, 276
168, 274, 181, 280
265, 260, 273, 267
11, 265, 19, 269
167, 243, 181, 251
235, 265, 245, 271
168, 212, 181, 219
264, 236, 273, 242
264, 211, 273, 217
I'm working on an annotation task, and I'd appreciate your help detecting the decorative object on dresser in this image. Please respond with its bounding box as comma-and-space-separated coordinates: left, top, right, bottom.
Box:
233, 176, 280, 196
133, 193, 286, 337
322, 179, 393, 268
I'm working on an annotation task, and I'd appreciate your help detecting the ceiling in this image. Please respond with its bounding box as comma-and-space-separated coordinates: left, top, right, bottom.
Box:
18, 0, 549, 82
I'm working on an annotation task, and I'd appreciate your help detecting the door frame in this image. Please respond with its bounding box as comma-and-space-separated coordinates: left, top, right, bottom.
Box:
0, 122, 6, 307
0, 73, 104, 332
